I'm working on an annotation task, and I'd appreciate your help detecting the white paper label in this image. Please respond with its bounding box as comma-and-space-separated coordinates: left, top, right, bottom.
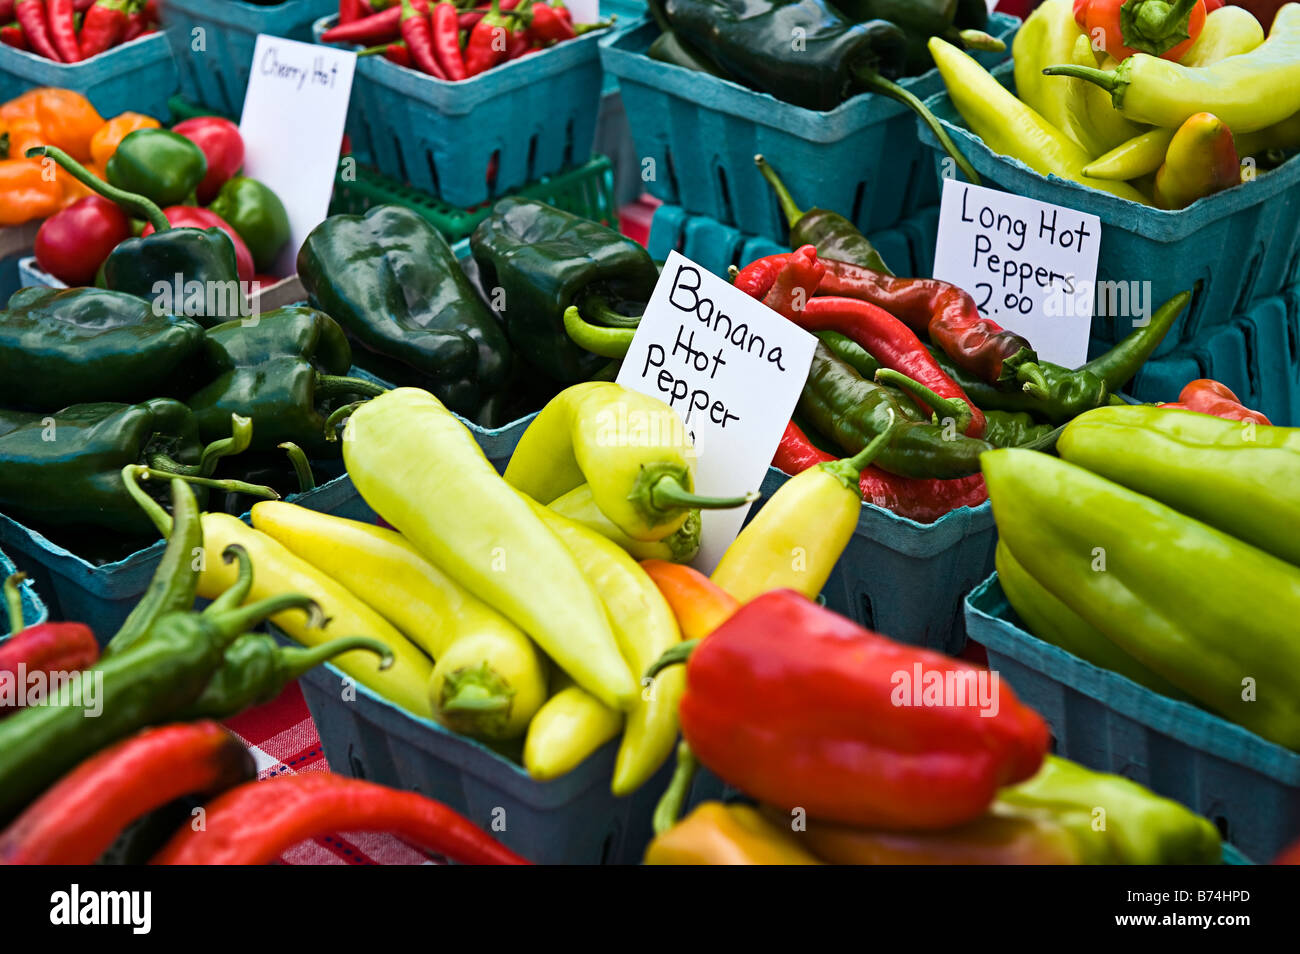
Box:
238, 35, 356, 278
932, 178, 1101, 368
572, 0, 602, 23
617, 251, 817, 572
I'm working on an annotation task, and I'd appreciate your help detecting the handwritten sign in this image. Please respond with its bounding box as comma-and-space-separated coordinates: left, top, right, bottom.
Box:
617, 251, 817, 572
238, 35, 356, 277
932, 178, 1101, 367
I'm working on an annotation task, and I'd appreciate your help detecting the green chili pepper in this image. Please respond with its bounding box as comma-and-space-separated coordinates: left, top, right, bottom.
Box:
1081, 290, 1191, 391
0, 514, 322, 825
30, 146, 243, 327
106, 129, 208, 208
981, 409, 1056, 448
0, 286, 204, 411
471, 198, 660, 384
298, 204, 511, 423
188, 307, 388, 458
797, 343, 993, 479
926, 345, 1110, 425
755, 155, 893, 274
207, 176, 292, 273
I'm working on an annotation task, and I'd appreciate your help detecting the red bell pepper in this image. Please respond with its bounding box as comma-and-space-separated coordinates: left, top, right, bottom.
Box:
171, 116, 245, 204
34, 195, 132, 285
1073, 0, 1208, 61
659, 589, 1049, 829
142, 207, 256, 283
0, 722, 254, 863
151, 774, 531, 864
1, 573, 98, 718
14, 0, 60, 60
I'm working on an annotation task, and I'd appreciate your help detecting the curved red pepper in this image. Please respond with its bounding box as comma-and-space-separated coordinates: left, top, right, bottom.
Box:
775, 421, 988, 523
817, 259, 1037, 387
151, 774, 531, 865
431, 2, 467, 79
676, 590, 1049, 830
14, 0, 61, 61
0, 722, 253, 863
1174, 378, 1271, 425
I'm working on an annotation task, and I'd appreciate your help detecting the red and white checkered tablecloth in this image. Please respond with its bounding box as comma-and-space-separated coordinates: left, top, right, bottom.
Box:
221, 682, 443, 866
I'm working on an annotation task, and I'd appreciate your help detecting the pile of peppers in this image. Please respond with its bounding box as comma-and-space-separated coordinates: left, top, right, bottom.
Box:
931, 0, 1300, 208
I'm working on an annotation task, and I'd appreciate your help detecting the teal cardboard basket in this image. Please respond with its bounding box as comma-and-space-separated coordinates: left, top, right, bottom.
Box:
601, 15, 1019, 240
964, 573, 1300, 863
315, 16, 608, 208
916, 62, 1300, 357
292, 654, 672, 865
0, 544, 47, 637
162, 0, 336, 118
0, 31, 176, 120
645, 202, 941, 280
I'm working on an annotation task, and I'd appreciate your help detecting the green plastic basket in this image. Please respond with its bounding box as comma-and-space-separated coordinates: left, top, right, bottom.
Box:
330, 155, 617, 243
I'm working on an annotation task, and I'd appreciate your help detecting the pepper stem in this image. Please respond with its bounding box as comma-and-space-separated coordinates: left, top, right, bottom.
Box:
754, 154, 806, 230
280, 636, 394, 679
875, 368, 973, 432
4, 572, 26, 636
1124, 0, 1200, 56
646, 638, 700, 680
1016, 363, 1052, 399
652, 741, 698, 836
197, 414, 255, 476
579, 292, 643, 329
323, 401, 366, 442
205, 545, 254, 616
818, 426, 893, 491
650, 476, 755, 513
139, 467, 280, 501
1042, 64, 1119, 92
314, 374, 389, 400
852, 69, 981, 185
217, 593, 324, 641
26, 145, 171, 234
278, 442, 316, 493
563, 305, 635, 359
121, 465, 175, 537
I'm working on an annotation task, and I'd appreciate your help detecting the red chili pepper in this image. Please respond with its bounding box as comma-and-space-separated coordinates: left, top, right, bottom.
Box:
430, 2, 466, 80
529, 1, 574, 42
0, 22, 25, 49
400, 0, 446, 77
142, 207, 255, 283
171, 116, 245, 204
760, 245, 825, 320
121, 5, 148, 41
464, 0, 515, 75
0, 722, 254, 863
816, 259, 1041, 388
774, 421, 988, 523
45, 0, 79, 61
0, 1, 15, 19
664, 590, 1049, 830
322, 0, 425, 45
14, 0, 60, 60
339, 0, 364, 25
73, 0, 93, 10
34, 195, 131, 285
78, 0, 132, 58
359, 37, 412, 66
1175, 378, 1271, 425
151, 774, 532, 865
1, 573, 98, 718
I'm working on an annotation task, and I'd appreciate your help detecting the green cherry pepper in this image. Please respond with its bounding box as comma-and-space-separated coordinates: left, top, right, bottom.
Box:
106, 129, 208, 208
208, 177, 291, 272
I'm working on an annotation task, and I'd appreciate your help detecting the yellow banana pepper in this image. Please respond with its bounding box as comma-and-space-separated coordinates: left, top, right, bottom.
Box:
523, 677, 624, 782
548, 483, 702, 564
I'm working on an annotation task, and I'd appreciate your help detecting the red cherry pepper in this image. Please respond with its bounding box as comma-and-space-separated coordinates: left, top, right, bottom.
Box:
151, 774, 532, 865
34, 195, 132, 285
1169, 378, 1271, 425
46, 0, 80, 61
0, 722, 254, 862
774, 421, 989, 524
659, 589, 1049, 830
430, 1, 466, 79
142, 207, 256, 283
14, 0, 60, 60
170, 117, 245, 204
816, 258, 1041, 389
1, 573, 98, 719
78, 0, 133, 58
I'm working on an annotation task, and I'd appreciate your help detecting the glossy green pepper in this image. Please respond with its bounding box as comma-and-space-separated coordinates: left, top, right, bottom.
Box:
984, 447, 1300, 750
982, 409, 1056, 448
207, 176, 291, 272
471, 198, 659, 384
106, 129, 208, 208
995, 756, 1221, 864
187, 307, 387, 458
31, 146, 243, 327
298, 204, 511, 423
928, 345, 1110, 425
0, 286, 203, 411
